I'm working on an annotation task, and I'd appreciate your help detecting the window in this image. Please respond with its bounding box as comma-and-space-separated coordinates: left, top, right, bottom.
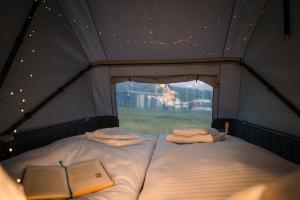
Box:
116, 80, 213, 135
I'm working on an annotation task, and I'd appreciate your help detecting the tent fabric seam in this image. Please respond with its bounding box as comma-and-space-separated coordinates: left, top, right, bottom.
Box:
86, 0, 109, 61
221, 0, 237, 56
242, 0, 271, 61
57, 0, 90, 62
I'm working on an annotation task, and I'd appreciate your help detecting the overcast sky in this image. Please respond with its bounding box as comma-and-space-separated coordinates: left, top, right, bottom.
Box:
170, 81, 212, 90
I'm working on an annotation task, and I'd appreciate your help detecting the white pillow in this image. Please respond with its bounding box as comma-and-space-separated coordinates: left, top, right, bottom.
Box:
226, 169, 300, 200
0, 165, 26, 200
226, 184, 267, 200
260, 169, 300, 200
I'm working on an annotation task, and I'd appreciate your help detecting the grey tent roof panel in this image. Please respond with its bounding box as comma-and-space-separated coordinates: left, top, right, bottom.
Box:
89, 0, 235, 60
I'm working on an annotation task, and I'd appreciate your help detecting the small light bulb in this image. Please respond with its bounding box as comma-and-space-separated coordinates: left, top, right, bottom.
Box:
32, 30, 35, 33
17, 178, 21, 183
150, 30, 153, 34
9, 148, 13, 152
30, 73, 33, 78
29, 33, 32, 37
85, 25, 89, 28
10, 92, 14, 95
20, 59, 24, 63
22, 99, 26, 103
21, 109, 24, 113
32, 49, 35, 53
73, 19, 76, 23
13, 129, 17, 133
20, 89, 23, 92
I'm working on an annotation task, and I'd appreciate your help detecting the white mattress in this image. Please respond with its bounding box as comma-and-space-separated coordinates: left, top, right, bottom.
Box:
138, 135, 299, 200
2, 134, 157, 200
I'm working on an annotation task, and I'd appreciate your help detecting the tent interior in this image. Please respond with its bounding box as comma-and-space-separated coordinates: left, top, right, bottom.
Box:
0, 0, 299, 200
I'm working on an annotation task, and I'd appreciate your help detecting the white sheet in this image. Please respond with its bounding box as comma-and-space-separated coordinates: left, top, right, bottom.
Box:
139, 135, 299, 200
2, 134, 157, 200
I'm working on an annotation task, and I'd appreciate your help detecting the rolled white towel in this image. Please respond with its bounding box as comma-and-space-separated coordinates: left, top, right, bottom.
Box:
173, 128, 220, 137
86, 127, 139, 140
85, 132, 148, 147
166, 132, 226, 144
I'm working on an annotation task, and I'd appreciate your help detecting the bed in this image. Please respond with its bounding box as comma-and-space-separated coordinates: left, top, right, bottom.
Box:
2, 134, 157, 200
138, 135, 299, 200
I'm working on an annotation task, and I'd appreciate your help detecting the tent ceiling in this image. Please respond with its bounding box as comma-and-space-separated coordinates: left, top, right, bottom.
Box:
0, 0, 268, 64
89, 0, 235, 60
57, 0, 267, 61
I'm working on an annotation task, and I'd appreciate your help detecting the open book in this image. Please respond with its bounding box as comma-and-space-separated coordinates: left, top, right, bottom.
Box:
22, 160, 114, 200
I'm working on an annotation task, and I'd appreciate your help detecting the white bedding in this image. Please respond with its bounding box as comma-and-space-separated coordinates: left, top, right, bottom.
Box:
138, 135, 299, 200
2, 134, 157, 200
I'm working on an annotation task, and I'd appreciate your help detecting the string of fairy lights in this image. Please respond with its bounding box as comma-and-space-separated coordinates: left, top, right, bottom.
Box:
73, 3, 259, 57
5, 0, 260, 151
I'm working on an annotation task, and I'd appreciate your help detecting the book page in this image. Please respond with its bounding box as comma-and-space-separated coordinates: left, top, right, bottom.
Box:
23, 166, 70, 200
67, 160, 114, 197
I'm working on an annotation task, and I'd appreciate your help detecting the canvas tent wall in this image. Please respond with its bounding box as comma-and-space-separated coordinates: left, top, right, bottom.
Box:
239, 0, 300, 135
0, 0, 299, 138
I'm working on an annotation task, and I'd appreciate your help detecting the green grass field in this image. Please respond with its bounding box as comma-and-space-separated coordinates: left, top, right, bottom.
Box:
118, 107, 212, 135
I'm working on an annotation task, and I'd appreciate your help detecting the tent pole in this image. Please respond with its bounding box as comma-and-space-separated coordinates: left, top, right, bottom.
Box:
242, 63, 299, 117
0, 0, 41, 90
91, 58, 242, 66
1, 65, 92, 135
283, 0, 291, 37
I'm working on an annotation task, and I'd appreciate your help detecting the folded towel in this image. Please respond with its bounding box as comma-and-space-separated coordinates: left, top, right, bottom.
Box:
87, 127, 139, 140
85, 132, 148, 147
173, 128, 220, 137
166, 132, 226, 144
